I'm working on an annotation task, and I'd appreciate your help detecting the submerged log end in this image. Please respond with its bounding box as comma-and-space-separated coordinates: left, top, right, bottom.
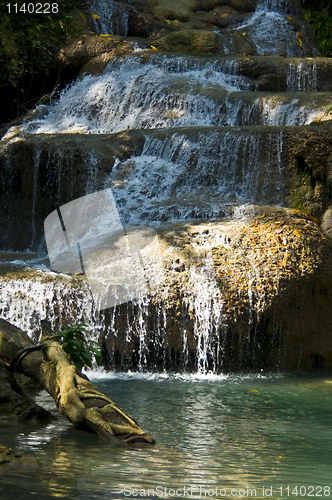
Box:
81, 417, 155, 444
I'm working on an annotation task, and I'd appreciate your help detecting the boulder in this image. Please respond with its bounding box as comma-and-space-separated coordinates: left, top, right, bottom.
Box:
0, 360, 53, 421
195, 0, 256, 11
0, 445, 24, 465
153, 29, 224, 54
1, 207, 332, 372
321, 206, 332, 238
57, 35, 142, 80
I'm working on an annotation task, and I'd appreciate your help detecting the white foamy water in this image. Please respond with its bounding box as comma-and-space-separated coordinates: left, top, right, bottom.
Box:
235, 5, 317, 57
3, 54, 325, 141
89, 0, 129, 35
186, 258, 224, 374
0, 271, 98, 340
0, 263, 224, 373
287, 61, 319, 92
224, 93, 328, 126
109, 128, 285, 227
257, 0, 292, 12
12, 56, 247, 136
85, 367, 230, 382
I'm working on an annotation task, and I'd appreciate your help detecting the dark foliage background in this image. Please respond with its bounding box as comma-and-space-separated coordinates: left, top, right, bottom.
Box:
0, 0, 82, 125
302, 0, 332, 56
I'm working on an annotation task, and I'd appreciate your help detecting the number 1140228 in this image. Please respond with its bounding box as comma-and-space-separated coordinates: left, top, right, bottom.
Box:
6, 3, 59, 14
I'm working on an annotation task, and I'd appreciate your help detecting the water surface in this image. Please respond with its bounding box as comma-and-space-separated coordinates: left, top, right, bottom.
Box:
0, 373, 331, 499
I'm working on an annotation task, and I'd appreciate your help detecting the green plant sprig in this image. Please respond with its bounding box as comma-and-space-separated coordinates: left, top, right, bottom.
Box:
53, 323, 102, 372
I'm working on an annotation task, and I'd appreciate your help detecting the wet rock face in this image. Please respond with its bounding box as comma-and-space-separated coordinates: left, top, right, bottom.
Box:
72, 0, 317, 70
0, 135, 111, 251
0, 360, 53, 421
147, 207, 332, 373
140, 207, 324, 370
2, 126, 332, 252
2, 207, 332, 373
209, 209, 332, 371
285, 127, 332, 219
0, 0, 330, 375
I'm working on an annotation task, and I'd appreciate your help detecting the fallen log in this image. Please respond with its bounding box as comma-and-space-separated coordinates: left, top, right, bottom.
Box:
0, 318, 155, 444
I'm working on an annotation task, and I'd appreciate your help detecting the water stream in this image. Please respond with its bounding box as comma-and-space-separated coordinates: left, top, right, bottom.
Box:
6, 55, 328, 137
1, 15, 330, 370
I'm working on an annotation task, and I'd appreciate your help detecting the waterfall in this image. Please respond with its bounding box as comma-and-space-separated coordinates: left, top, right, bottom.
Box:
187, 258, 223, 374
3, 55, 328, 140
89, 0, 129, 35
0, 0, 329, 373
257, 0, 308, 16
286, 62, 319, 92
0, 270, 95, 341
108, 128, 286, 228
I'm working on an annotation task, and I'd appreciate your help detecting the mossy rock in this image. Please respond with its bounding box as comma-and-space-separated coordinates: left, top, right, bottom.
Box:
285, 127, 332, 219
0, 444, 41, 466
152, 29, 222, 54
203, 6, 249, 28
153, 28, 255, 54
58, 34, 126, 72
0, 360, 53, 422
57, 34, 143, 79
153, 0, 196, 22
193, 0, 257, 12
0, 445, 23, 465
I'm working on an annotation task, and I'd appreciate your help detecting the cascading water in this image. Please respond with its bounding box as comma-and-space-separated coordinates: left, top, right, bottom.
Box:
89, 0, 129, 35
226, 0, 317, 57
257, 0, 301, 15
2, 4, 332, 499
4, 55, 329, 140
0, 0, 330, 374
286, 61, 319, 92
186, 257, 224, 374
108, 128, 286, 227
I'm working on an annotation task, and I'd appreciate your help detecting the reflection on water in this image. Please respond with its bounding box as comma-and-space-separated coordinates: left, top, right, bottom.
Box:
0, 373, 332, 499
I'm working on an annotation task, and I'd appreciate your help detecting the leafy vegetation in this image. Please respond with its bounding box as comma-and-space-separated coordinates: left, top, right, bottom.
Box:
302, 0, 332, 56
304, 9, 332, 56
302, 0, 332, 14
0, 0, 86, 123
53, 323, 103, 372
